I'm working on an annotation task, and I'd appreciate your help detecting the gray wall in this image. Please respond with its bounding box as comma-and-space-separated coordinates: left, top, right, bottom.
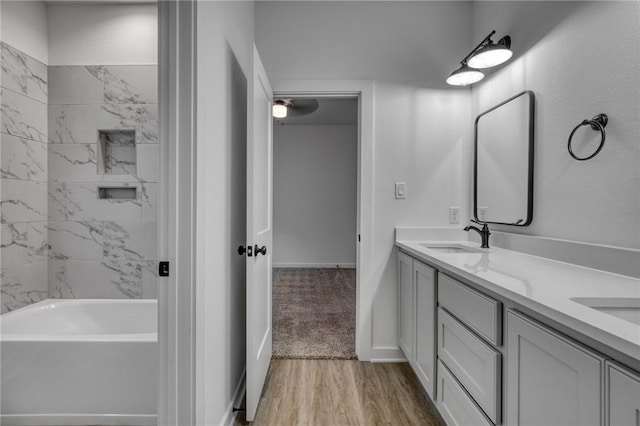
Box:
1, 42, 49, 313
194, 1, 253, 423
1, 2, 158, 313
273, 124, 357, 267
471, 1, 640, 249
47, 65, 158, 299
256, 1, 472, 353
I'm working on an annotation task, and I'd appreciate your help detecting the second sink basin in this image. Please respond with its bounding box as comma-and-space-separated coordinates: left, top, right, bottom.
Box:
571, 297, 640, 326
420, 243, 483, 254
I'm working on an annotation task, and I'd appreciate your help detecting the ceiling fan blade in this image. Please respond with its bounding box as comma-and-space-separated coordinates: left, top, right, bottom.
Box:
286, 98, 319, 117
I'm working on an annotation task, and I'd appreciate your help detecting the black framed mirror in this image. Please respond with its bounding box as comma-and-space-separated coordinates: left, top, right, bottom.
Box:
474, 90, 535, 226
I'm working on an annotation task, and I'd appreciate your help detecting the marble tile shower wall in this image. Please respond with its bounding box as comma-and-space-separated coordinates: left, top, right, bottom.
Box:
1, 42, 49, 313
47, 64, 158, 301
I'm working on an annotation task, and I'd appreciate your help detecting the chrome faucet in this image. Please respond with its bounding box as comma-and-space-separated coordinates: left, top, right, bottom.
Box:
464, 220, 491, 248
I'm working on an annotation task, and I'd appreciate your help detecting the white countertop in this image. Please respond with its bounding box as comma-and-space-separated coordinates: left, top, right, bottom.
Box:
396, 238, 640, 364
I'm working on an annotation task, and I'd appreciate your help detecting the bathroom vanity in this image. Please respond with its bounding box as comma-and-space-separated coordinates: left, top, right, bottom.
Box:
396, 230, 640, 426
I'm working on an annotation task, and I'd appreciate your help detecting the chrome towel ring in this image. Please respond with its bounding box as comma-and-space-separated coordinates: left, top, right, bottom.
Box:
568, 113, 608, 161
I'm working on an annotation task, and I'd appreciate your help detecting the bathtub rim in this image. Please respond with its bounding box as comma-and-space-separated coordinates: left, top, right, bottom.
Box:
0, 298, 157, 342
0, 413, 157, 426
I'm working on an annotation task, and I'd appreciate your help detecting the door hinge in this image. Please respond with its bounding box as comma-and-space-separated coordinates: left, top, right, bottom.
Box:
159, 261, 170, 277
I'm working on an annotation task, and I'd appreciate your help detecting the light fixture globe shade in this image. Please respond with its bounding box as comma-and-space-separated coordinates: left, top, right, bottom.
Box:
467, 44, 513, 69
446, 65, 484, 86
272, 103, 287, 118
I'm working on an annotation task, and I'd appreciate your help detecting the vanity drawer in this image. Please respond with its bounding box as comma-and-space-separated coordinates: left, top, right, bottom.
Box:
438, 308, 501, 423
607, 361, 640, 425
436, 360, 493, 426
438, 273, 502, 345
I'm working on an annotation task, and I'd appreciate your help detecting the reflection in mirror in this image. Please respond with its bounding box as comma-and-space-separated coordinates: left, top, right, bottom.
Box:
474, 90, 535, 226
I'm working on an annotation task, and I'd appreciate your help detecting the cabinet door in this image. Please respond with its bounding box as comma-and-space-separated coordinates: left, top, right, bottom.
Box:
439, 273, 502, 346
415, 261, 436, 399
438, 308, 501, 423
437, 360, 493, 426
506, 310, 604, 426
398, 251, 414, 363
607, 361, 640, 426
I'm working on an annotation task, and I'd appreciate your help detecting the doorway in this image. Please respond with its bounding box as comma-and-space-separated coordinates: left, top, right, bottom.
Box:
271, 96, 358, 359
268, 81, 374, 363
0, 1, 161, 425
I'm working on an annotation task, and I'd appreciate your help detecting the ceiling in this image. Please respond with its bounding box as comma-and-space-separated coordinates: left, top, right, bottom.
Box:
274, 98, 358, 126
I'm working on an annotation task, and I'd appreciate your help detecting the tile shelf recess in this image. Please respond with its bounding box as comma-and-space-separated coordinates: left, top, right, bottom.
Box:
3, 55, 160, 310
98, 187, 138, 200
98, 129, 137, 175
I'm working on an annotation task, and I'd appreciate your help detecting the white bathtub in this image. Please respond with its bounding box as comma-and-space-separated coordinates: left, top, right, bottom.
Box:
0, 299, 157, 426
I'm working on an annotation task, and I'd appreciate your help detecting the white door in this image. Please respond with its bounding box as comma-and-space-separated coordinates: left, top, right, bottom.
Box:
245, 45, 273, 422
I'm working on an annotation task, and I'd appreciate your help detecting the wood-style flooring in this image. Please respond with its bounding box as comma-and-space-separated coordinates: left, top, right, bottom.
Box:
235, 359, 445, 426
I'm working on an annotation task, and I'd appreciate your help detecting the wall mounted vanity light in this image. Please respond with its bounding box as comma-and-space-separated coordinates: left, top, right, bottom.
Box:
447, 64, 486, 86
447, 30, 513, 86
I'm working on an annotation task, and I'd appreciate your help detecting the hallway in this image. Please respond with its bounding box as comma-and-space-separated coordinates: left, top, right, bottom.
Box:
272, 268, 356, 360
235, 360, 445, 425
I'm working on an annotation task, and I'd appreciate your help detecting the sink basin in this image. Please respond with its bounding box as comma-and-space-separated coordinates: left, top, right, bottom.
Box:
571, 297, 640, 326
420, 244, 483, 254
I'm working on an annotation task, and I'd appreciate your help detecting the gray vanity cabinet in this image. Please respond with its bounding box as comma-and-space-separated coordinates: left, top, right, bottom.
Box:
414, 261, 437, 398
606, 361, 640, 426
437, 360, 493, 426
506, 310, 604, 426
437, 273, 502, 425
438, 308, 501, 423
398, 251, 415, 364
397, 251, 437, 399
397, 247, 640, 426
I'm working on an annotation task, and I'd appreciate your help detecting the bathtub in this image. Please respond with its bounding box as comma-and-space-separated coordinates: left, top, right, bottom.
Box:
0, 299, 157, 426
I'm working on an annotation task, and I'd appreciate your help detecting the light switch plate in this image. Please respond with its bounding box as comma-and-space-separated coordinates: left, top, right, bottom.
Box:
449, 207, 460, 224
478, 207, 488, 222
395, 182, 406, 199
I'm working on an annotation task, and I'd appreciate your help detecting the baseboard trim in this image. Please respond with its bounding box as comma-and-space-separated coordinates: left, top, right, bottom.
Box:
273, 263, 356, 269
222, 369, 246, 426
370, 346, 407, 363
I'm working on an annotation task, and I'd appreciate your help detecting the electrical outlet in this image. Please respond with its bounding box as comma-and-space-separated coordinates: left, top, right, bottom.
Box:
395, 182, 406, 199
478, 207, 488, 222
449, 207, 460, 224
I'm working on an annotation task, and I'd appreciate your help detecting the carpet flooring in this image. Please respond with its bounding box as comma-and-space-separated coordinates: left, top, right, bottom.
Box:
272, 268, 357, 360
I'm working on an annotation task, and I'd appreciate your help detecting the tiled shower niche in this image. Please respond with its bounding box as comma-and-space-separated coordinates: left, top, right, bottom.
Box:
46, 64, 158, 306
98, 130, 137, 175
98, 186, 138, 200
2, 54, 159, 312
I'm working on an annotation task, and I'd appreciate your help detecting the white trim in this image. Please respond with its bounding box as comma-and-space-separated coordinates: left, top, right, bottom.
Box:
370, 346, 407, 363
158, 1, 197, 425
221, 369, 246, 426
273, 263, 357, 269
273, 79, 374, 361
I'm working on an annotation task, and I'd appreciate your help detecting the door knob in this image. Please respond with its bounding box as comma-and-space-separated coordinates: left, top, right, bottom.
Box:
238, 245, 253, 256
254, 245, 267, 256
